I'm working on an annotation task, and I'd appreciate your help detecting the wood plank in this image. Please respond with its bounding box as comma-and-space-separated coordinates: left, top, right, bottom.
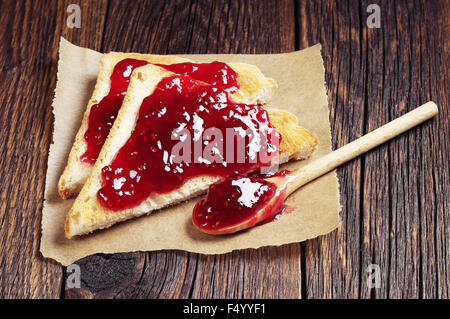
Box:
416, 0, 449, 299
0, 0, 108, 298
360, 0, 398, 299
360, 0, 449, 299
297, 0, 449, 298
297, 0, 365, 298
64, 0, 300, 299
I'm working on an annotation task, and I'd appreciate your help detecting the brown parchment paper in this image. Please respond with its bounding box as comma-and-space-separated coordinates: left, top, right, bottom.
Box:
40, 37, 340, 266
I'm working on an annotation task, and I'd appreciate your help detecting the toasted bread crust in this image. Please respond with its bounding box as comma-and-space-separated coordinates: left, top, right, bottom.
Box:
65, 65, 317, 238
58, 53, 278, 199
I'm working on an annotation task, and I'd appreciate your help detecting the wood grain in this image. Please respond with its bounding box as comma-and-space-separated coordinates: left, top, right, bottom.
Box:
297, 0, 449, 299
0, 0, 447, 299
297, 0, 366, 298
0, 0, 108, 298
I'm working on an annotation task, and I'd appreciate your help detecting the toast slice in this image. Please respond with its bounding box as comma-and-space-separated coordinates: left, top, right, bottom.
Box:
65, 64, 318, 238
58, 53, 278, 199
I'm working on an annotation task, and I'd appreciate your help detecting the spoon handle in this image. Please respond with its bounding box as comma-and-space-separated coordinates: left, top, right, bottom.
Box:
285, 101, 438, 195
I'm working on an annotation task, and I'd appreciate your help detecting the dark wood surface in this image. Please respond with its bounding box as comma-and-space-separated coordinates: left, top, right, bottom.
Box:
0, 0, 447, 299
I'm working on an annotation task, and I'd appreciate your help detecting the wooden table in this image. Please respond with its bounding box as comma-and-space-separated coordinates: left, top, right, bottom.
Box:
0, 0, 448, 299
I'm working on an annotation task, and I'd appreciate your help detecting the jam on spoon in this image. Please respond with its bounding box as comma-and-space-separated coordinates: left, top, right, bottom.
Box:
192, 172, 292, 235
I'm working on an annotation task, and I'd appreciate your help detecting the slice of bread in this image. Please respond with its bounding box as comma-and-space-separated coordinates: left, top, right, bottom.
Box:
65, 65, 318, 238
58, 53, 278, 199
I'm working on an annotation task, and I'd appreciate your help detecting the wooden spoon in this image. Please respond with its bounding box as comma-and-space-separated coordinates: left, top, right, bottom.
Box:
193, 102, 438, 235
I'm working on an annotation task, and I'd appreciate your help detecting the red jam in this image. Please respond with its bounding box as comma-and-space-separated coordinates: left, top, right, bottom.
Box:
97, 75, 280, 211
192, 173, 288, 233
81, 59, 149, 164
256, 205, 293, 226
81, 59, 240, 164
157, 61, 239, 94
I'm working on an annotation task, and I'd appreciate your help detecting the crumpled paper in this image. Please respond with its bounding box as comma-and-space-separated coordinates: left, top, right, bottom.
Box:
40, 38, 340, 266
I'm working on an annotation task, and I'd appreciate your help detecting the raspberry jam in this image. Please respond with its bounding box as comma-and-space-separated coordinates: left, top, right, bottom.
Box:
256, 205, 292, 226
192, 173, 287, 234
81, 59, 240, 164
81, 59, 149, 164
97, 75, 280, 211
158, 61, 239, 94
